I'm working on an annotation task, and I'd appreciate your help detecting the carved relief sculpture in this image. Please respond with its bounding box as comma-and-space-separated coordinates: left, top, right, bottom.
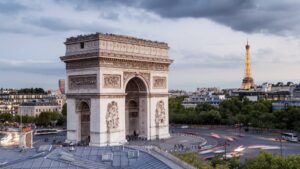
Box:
140, 72, 150, 87
153, 76, 166, 89
69, 74, 97, 90
155, 100, 166, 126
106, 101, 120, 130
103, 74, 121, 88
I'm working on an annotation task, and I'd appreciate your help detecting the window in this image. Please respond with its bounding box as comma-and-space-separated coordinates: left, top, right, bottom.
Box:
80, 42, 84, 49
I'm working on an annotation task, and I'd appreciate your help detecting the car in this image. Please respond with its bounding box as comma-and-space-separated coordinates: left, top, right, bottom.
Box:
272, 138, 287, 142
210, 133, 221, 139
214, 149, 225, 154
181, 125, 189, 129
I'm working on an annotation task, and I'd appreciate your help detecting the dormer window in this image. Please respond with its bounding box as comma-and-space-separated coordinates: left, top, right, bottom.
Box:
80, 42, 84, 49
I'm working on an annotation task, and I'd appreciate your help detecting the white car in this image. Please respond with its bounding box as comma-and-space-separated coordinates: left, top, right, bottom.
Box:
181, 125, 189, 129
214, 149, 225, 154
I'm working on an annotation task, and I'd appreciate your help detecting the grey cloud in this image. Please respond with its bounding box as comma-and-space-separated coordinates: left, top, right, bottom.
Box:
0, 61, 65, 76
4, 0, 299, 36
22, 16, 120, 33
173, 51, 243, 69
0, 1, 28, 14
139, 0, 300, 35
73, 0, 300, 35
139, 0, 252, 18
23, 17, 74, 31
99, 11, 120, 20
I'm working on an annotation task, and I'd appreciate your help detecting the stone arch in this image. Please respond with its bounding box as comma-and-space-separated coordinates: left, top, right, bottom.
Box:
77, 101, 90, 145
124, 74, 149, 93
125, 76, 148, 139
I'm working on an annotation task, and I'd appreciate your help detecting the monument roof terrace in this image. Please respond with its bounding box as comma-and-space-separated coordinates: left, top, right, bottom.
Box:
65, 32, 169, 49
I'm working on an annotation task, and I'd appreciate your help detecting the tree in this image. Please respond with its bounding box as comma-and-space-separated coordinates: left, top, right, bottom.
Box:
243, 151, 300, 169
0, 113, 13, 122
199, 110, 222, 125
273, 107, 300, 131
14, 115, 35, 124
285, 155, 300, 169
174, 153, 212, 169
219, 97, 243, 116
258, 113, 276, 129
243, 152, 283, 169
17, 88, 46, 94
169, 96, 185, 114
61, 103, 67, 117
36, 112, 63, 126
209, 155, 240, 169
195, 103, 217, 113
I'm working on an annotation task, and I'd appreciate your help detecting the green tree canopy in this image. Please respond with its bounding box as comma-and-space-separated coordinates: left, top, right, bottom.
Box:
36, 112, 63, 126
243, 151, 300, 169
195, 103, 217, 113
61, 103, 67, 116
0, 113, 13, 122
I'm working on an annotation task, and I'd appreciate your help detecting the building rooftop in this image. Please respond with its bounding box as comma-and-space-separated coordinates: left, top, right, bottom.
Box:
0, 146, 182, 169
20, 101, 59, 107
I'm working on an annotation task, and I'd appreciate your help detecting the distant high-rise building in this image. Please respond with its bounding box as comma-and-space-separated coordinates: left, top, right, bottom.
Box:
241, 41, 254, 90
58, 79, 65, 94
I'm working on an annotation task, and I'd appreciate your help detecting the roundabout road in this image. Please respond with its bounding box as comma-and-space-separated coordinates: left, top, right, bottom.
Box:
171, 126, 300, 160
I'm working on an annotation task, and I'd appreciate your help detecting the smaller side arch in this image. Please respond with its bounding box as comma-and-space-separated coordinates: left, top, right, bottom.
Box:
76, 100, 91, 145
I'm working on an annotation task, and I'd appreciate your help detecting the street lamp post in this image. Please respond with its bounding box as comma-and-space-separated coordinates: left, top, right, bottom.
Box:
280, 137, 283, 156
239, 123, 243, 136
222, 141, 230, 160
279, 129, 283, 156
20, 108, 22, 129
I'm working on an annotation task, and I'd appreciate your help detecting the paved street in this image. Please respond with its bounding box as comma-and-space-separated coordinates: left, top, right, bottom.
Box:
30, 126, 300, 161
171, 126, 300, 160
33, 130, 66, 147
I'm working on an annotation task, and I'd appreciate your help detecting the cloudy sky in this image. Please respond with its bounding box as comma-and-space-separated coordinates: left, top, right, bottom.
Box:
1, 0, 300, 91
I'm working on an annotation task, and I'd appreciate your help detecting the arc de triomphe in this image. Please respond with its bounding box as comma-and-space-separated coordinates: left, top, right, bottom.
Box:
60, 33, 173, 146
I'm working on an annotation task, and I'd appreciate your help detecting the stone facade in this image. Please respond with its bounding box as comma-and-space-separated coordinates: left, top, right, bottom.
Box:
18, 102, 61, 117
61, 33, 172, 146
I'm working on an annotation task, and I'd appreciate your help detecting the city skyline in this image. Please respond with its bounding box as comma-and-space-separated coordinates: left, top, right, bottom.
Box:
1, 0, 300, 90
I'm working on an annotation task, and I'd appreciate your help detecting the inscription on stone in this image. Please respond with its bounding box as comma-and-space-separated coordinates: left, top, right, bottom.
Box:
69, 74, 97, 90
153, 76, 166, 89
103, 74, 121, 88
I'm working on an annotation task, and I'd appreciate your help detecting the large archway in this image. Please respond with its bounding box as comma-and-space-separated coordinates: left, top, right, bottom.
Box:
125, 77, 148, 139
79, 102, 90, 144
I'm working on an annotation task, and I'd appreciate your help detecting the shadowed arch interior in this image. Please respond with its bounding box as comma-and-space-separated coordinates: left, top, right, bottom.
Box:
125, 77, 147, 139
125, 77, 147, 92
79, 101, 90, 145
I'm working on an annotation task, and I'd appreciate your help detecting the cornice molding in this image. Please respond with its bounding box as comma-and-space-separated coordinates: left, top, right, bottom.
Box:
65, 33, 169, 49
60, 52, 173, 64
66, 92, 169, 98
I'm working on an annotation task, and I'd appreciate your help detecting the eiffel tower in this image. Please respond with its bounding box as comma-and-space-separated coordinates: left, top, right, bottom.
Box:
241, 41, 254, 89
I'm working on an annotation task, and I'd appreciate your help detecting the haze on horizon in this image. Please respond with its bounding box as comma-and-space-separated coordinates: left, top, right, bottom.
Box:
1, 0, 300, 91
